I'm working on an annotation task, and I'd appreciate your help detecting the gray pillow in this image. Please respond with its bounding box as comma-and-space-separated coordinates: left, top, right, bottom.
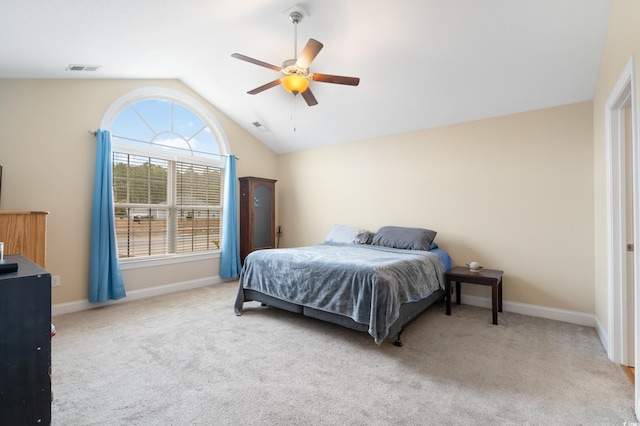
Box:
372, 226, 437, 251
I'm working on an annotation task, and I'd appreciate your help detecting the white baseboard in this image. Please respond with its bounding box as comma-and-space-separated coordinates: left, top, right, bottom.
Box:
52, 276, 233, 317
459, 294, 596, 327
594, 316, 608, 352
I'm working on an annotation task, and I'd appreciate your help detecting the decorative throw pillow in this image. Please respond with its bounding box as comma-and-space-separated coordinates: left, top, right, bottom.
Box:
355, 230, 375, 245
372, 226, 437, 251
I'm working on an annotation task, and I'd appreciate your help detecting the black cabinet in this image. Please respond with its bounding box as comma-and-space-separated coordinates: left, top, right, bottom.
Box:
239, 176, 276, 262
0, 254, 51, 425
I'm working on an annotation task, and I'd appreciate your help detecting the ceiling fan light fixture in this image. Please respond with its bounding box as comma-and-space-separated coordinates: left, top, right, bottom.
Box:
281, 74, 309, 94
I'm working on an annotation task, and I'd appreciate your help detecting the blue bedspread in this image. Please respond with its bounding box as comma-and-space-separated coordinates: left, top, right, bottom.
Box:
235, 243, 447, 344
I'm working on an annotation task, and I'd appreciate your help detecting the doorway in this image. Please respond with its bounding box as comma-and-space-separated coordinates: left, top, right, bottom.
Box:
606, 55, 639, 415
625, 104, 635, 371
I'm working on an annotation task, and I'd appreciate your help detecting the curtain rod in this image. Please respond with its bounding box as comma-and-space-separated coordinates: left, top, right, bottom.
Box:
88, 129, 239, 160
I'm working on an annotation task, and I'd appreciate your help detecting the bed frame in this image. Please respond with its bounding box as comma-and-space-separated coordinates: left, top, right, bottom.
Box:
239, 287, 446, 346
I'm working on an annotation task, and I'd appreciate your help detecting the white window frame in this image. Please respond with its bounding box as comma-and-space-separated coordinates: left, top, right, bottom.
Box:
100, 87, 231, 269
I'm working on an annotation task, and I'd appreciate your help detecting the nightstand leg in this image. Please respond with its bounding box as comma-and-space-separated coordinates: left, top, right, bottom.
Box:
491, 282, 498, 325
456, 281, 461, 305
498, 279, 503, 312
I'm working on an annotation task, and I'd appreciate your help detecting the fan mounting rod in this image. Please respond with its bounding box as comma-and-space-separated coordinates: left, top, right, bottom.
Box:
289, 10, 304, 60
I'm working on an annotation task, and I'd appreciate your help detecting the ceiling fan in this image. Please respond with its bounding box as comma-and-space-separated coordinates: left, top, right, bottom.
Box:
231, 10, 360, 106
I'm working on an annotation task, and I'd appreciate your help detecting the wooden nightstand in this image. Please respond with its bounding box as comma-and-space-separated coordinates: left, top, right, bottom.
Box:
445, 266, 504, 325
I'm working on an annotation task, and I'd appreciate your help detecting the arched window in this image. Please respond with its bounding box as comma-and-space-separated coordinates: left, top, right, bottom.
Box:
101, 88, 230, 260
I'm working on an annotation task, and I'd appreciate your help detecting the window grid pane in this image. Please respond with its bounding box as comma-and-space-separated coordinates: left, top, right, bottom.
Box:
115, 208, 168, 258
113, 153, 168, 205
110, 99, 222, 158
176, 162, 222, 207
176, 209, 221, 252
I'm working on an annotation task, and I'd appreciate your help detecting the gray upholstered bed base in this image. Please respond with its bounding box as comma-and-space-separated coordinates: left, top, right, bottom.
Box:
240, 288, 446, 346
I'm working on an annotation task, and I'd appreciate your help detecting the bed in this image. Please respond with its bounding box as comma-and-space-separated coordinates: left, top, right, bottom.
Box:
234, 225, 452, 345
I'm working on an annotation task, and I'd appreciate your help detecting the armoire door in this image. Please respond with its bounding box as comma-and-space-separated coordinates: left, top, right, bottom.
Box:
239, 177, 276, 262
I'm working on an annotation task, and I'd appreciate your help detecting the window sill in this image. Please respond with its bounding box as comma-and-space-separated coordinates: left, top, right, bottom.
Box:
118, 251, 221, 271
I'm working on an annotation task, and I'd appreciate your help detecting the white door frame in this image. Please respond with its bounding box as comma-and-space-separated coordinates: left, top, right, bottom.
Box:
605, 55, 639, 415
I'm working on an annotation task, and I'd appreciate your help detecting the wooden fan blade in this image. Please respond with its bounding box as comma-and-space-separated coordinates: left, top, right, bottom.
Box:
296, 39, 324, 69
301, 88, 318, 106
231, 53, 281, 72
247, 79, 282, 95
312, 73, 360, 86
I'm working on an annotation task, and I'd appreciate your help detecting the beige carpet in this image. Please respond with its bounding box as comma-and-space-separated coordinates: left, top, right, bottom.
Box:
51, 281, 636, 425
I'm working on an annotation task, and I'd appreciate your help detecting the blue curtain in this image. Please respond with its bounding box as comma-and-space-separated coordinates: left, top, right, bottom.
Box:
220, 155, 242, 278
89, 129, 126, 303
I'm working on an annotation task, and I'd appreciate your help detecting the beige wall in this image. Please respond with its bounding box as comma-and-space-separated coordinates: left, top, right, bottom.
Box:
0, 79, 277, 305
278, 102, 594, 313
0, 80, 595, 315
593, 0, 640, 333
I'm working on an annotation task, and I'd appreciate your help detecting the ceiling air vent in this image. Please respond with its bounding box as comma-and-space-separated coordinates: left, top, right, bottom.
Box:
65, 64, 102, 72
252, 121, 269, 132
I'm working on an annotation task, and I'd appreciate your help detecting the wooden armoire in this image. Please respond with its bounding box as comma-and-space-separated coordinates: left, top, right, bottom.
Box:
239, 177, 276, 262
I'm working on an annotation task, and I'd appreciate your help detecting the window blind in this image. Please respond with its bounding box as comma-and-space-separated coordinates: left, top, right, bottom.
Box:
112, 152, 223, 258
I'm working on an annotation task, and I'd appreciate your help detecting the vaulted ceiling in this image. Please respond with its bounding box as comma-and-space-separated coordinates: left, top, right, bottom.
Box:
0, 0, 611, 153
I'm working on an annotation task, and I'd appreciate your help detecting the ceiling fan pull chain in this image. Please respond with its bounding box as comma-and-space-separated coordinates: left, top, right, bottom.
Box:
292, 95, 297, 132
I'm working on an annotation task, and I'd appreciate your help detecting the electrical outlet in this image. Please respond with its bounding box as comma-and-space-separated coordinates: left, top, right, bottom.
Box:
51, 275, 61, 287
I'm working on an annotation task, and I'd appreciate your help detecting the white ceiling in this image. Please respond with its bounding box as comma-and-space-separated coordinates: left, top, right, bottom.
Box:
0, 0, 611, 154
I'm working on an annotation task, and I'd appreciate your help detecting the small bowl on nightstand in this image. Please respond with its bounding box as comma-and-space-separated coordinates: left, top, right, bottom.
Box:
466, 262, 483, 272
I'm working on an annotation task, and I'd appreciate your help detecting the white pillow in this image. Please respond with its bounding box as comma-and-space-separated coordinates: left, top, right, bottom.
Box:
324, 224, 360, 244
